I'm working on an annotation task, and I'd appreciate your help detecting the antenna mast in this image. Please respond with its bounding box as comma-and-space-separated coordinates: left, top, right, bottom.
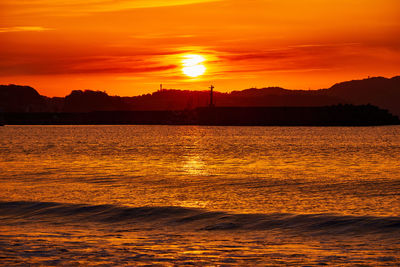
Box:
209, 85, 214, 108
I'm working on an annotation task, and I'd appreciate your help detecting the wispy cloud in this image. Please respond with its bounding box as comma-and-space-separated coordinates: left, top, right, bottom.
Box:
131, 33, 196, 40
214, 43, 365, 75
2, 0, 221, 15
0, 53, 179, 76
0, 26, 52, 33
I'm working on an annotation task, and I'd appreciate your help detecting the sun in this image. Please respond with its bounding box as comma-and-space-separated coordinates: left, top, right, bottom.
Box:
182, 54, 206, 78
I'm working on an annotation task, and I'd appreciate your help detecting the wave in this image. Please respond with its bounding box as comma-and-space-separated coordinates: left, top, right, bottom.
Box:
1, 201, 399, 235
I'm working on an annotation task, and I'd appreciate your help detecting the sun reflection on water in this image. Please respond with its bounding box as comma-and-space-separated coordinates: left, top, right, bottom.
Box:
182, 155, 208, 176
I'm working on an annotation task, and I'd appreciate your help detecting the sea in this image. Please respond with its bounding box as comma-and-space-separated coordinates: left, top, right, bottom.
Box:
0, 125, 399, 266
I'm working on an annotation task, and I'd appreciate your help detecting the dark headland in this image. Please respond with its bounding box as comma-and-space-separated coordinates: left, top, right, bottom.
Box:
1, 76, 399, 126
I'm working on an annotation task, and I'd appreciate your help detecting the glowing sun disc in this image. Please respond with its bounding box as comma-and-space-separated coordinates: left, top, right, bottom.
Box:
182, 54, 206, 78
182, 64, 206, 77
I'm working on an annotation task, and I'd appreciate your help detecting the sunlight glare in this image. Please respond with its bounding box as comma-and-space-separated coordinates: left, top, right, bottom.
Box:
182, 54, 206, 78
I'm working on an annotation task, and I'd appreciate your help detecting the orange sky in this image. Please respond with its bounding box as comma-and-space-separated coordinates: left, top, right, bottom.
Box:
1, 0, 399, 97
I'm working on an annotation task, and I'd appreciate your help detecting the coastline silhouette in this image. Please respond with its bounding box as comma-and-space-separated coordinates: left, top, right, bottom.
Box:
0, 76, 399, 126
1, 105, 398, 126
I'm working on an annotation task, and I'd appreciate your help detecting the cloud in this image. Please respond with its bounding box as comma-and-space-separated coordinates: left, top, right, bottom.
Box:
2, 0, 221, 15
219, 50, 294, 62
131, 33, 196, 40
214, 43, 365, 75
0, 54, 179, 76
0, 26, 52, 33
67, 64, 178, 75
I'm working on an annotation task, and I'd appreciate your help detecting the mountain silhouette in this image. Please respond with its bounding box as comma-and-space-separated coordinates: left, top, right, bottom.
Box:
1, 76, 399, 116
0, 84, 47, 112
325, 76, 400, 116
63, 90, 129, 112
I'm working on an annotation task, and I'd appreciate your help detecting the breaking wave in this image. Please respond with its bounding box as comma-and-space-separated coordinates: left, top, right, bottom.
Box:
1, 201, 399, 235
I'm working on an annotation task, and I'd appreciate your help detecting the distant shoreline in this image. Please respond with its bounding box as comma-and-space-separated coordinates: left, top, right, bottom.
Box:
2, 105, 399, 127
2, 76, 400, 119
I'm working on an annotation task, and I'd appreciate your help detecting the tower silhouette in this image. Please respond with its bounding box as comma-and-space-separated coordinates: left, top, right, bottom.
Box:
209, 85, 215, 108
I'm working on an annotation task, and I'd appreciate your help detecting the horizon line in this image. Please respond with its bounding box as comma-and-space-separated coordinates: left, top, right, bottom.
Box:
2, 75, 398, 99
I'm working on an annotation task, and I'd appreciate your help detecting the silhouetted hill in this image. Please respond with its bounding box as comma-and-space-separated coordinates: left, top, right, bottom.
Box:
63, 90, 129, 112
0, 76, 399, 116
0, 84, 47, 112
219, 87, 342, 107
121, 89, 212, 111
325, 76, 400, 116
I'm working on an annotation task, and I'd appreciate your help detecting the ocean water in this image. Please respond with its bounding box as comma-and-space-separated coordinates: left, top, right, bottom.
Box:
0, 125, 399, 266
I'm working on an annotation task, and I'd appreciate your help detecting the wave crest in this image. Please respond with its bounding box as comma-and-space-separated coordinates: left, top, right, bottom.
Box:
1, 201, 399, 235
